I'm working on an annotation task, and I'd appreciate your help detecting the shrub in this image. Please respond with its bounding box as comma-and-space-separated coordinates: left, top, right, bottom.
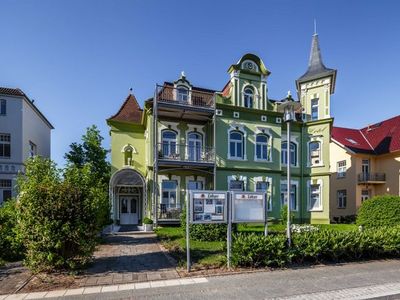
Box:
180, 204, 227, 241
0, 200, 24, 261
357, 195, 400, 227
15, 157, 109, 272
231, 226, 400, 268
143, 217, 153, 224
280, 204, 294, 225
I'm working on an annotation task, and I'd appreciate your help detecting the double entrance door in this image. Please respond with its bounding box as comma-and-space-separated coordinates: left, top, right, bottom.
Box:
120, 195, 139, 225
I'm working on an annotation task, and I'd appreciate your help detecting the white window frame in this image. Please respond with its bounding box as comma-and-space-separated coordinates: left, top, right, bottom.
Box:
187, 131, 203, 162
176, 86, 189, 102
337, 189, 347, 209
361, 189, 370, 202
158, 175, 181, 210
29, 141, 37, 158
337, 160, 346, 178
161, 129, 178, 159
307, 137, 323, 167
281, 141, 298, 167
280, 180, 299, 211
227, 124, 247, 160
311, 98, 319, 121
228, 175, 247, 191
233, 111, 240, 118
216, 109, 223, 116
254, 176, 272, 211
307, 179, 323, 211
255, 133, 270, 161
186, 176, 205, 192
243, 87, 254, 108
0, 133, 11, 159
261, 115, 267, 122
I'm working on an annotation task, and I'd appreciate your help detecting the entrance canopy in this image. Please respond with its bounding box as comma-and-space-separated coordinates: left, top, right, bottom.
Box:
110, 168, 145, 187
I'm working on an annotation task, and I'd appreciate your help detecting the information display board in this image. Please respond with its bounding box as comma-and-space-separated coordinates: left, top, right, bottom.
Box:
231, 192, 266, 223
190, 191, 228, 224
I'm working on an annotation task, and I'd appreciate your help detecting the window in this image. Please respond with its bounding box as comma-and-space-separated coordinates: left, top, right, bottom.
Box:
361, 189, 370, 202
309, 184, 322, 210
233, 112, 240, 118
256, 181, 271, 211
229, 131, 244, 159
161, 130, 177, 159
256, 134, 269, 161
0, 134, 11, 158
29, 141, 37, 158
0, 179, 12, 204
188, 132, 202, 161
337, 160, 346, 178
216, 109, 223, 116
311, 98, 319, 120
337, 190, 347, 208
161, 180, 178, 209
244, 88, 254, 108
0, 100, 6, 115
229, 180, 244, 191
281, 141, 297, 166
177, 87, 189, 102
188, 180, 203, 191
281, 183, 297, 211
261, 115, 267, 122
309, 141, 321, 166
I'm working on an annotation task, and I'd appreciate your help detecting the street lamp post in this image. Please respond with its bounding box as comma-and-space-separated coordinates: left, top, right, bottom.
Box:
278, 91, 301, 247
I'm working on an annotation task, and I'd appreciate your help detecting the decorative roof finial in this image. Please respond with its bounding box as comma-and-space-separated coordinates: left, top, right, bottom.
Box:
181, 71, 185, 78
129, 87, 133, 94
314, 19, 317, 36
287, 90, 291, 97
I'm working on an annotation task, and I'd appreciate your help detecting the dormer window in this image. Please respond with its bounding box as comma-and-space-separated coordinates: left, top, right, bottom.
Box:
241, 60, 258, 72
177, 87, 189, 102
244, 88, 254, 108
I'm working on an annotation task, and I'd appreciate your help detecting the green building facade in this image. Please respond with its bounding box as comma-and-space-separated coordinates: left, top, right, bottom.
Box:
107, 33, 336, 227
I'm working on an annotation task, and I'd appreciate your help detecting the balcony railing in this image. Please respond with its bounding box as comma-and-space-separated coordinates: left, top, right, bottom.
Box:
358, 172, 386, 183
156, 85, 214, 109
157, 143, 215, 163
158, 204, 181, 221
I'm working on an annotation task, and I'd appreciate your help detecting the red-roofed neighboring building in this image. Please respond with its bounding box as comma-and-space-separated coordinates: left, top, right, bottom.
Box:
330, 115, 400, 221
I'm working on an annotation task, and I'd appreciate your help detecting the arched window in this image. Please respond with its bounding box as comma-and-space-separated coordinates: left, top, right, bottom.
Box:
309, 141, 321, 166
229, 130, 244, 159
281, 141, 297, 166
188, 132, 202, 161
244, 88, 254, 108
123, 145, 133, 166
255, 134, 269, 160
177, 86, 189, 102
161, 130, 177, 158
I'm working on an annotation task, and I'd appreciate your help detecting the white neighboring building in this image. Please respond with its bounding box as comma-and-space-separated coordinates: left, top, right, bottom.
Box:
0, 87, 54, 204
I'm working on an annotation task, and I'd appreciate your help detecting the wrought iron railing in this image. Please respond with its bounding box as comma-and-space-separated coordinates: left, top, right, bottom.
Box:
358, 172, 386, 183
157, 143, 215, 163
158, 204, 182, 220
156, 85, 214, 108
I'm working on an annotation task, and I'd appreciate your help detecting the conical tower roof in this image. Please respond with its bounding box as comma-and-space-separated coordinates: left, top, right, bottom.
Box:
296, 33, 337, 93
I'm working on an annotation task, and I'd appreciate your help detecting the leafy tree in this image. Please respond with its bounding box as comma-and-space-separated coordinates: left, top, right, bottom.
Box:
65, 125, 110, 186
15, 157, 108, 272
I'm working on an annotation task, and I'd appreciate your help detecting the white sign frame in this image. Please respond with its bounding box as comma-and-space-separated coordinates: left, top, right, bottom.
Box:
231, 192, 266, 223
189, 190, 228, 224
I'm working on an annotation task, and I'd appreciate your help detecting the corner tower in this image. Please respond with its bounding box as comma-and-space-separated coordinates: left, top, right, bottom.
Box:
296, 32, 337, 122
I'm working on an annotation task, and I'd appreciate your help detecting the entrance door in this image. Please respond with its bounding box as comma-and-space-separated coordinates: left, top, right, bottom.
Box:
120, 195, 139, 225
361, 189, 370, 202
362, 159, 370, 180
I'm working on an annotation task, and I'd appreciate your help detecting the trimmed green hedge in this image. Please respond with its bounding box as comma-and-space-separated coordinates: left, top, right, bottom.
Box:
357, 195, 400, 227
232, 226, 400, 267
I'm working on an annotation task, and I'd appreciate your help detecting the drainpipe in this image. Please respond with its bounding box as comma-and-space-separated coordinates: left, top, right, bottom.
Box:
300, 123, 304, 223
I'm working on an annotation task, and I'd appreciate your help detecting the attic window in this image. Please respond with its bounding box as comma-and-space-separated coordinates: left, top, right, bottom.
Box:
242, 60, 259, 72
346, 138, 358, 145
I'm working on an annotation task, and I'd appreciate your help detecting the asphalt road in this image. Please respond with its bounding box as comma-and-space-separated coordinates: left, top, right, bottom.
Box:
45, 260, 400, 299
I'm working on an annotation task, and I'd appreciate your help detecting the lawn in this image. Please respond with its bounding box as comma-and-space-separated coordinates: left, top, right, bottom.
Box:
155, 223, 358, 270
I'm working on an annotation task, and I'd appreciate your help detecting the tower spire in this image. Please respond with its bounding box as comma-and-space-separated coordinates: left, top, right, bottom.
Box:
314, 19, 317, 35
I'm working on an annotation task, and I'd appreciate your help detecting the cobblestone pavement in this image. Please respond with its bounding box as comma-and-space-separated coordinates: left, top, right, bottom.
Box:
0, 262, 31, 295
78, 233, 179, 287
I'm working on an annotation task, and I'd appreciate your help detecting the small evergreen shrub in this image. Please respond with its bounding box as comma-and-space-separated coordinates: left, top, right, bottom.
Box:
231, 226, 400, 268
143, 217, 153, 224
357, 195, 400, 227
280, 204, 294, 225
0, 200, 24, 261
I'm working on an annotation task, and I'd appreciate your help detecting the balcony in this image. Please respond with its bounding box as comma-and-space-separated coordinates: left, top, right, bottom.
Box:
155, 85, 215, 121
157, 143, 215, 166
358, 173, 386, 184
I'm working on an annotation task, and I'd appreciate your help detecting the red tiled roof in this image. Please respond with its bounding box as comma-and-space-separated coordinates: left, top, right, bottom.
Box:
0, 87, 25, 97
332, 115, 400, 155
108, 94, 143, 124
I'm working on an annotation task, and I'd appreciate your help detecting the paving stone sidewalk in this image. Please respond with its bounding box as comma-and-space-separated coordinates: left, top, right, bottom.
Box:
78, 233, 179, 287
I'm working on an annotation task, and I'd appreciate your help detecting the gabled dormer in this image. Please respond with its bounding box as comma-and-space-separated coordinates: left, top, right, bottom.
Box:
173, 72, 192, 103
223, 53, 272, 110
296, 33, 337, 122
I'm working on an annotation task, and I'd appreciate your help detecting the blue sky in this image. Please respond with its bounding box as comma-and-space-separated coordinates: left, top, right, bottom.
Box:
1, 0, 400, 166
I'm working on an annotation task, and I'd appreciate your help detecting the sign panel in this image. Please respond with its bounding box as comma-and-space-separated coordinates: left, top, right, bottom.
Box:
232, 192, 266, 223
190, 191, 228, 224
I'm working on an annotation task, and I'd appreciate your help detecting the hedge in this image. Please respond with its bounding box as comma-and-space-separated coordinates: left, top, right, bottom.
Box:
232, 226, 400, 267
357, 195, 400, 227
